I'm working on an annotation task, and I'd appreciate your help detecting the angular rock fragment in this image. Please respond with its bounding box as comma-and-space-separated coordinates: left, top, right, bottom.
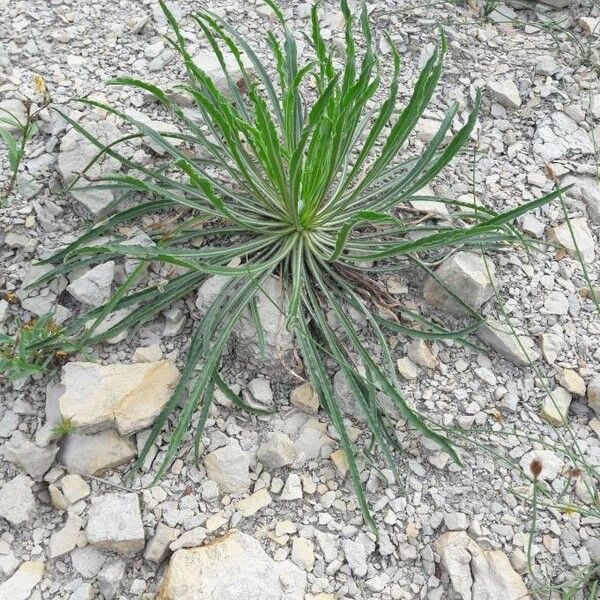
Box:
423, 252, 496, 315
66, 261, 115, 307
257, 432, 296, 469
59, 429, 137, 475
58, 360, 179, 436
144, 522, 178, 564
587, 375, 600, 416
3, 434, 59, 480
234, 275, 295, 381
547, 217, 595, 264
290, 381, 319, 414
87, 493, 145, 555
435, 531, 530, 600
204, 442, 251, 494
190, 52, 254, 96
0, 561, 44, 600
487, 79, 521, 108
0, 474, 36, 526
159, 530, 306, 600
58, 121, 122, 216
477, 318, 539, 365
49, 514, 84, 558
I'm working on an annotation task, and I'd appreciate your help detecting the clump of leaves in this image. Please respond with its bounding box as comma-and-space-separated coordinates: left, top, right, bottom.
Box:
20, 0, 560, 530
0, 314, 61, 380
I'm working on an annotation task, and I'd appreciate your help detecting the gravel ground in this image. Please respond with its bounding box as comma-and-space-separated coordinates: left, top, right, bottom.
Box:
1, 0, 600, 598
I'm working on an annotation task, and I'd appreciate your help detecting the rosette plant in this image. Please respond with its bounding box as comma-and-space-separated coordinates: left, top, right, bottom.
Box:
23, 0, 557, 530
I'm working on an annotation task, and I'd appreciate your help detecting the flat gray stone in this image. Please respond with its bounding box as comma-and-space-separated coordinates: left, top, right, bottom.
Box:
0, 474, 36, 526
59, 429, 137, 475
477, 319, 539, 366
58, 360, 179, 436
87, 493, 145, 555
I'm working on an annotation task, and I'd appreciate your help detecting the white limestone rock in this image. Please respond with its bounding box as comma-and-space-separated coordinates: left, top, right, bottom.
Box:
0, 561, 44, 600
49, 514, 84, 558
533, 112, 593, 163
87, 493, 145, 555
477, 319, 539, 365
3, 434, 59, 480
587, 375, 600, 416
435, 531, 530, 600
0, 474, 36, 526
58, 121, 122, 216
257, 432, 296, 469
58, 360, 179, 436
487, 79, 521, 108
191, 52, 254, 96
159, 530, 306, 600
234, 275, 295, 381
66, 261, 115, 307
59, 429, 137, 475
547, 217, 596, 264
204, 442, 251, 494
423, 252, 496, 315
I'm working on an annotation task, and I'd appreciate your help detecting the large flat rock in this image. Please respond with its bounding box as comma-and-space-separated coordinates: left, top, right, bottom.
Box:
159, 530, 306, 600
58, 361, 179, 436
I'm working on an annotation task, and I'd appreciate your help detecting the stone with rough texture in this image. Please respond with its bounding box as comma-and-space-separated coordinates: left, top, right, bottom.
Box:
257, 432, 296, 469
562, 176, 600, 224
280, 473, 303, 501
159, 530, 306, 600
66, 261, 115, 307
397, 357, 418, 379
587, 375, 600, 416
290, 382, 319, 414
59, 429, 137, 475
343, 534, 375, 577
435, 531, 530, 600
190, 52, 254, 96
87, 493, 145, 555
235, 488, 272, 517
144, 523, 179, 564
0, 474, 36, 525
533, 112, 593, 163
98, 557, 125, 600
2, 434, 59, 480
557, 369, 586, 396
58, 121, 122, 216
49, 514, 84, 558
424, 252, 496, 315
58, 360, 179, 436
0, 561, 44, 600
477, 319, 539, 366
234, 275, 295, 381
71, 546, 107, 578
195, 275, 229, 314
0, 99, 27, 132
61, 473, 90, 503
547, 217, 595, 264
541, 387, 572, 426
407, 339, 438, 369
291, 537, 315, 572
204, 442, 251, 494
487, 79, 521, 108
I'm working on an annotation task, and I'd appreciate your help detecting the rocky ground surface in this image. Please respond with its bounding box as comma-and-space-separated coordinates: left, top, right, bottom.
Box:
1, 0, 600, 598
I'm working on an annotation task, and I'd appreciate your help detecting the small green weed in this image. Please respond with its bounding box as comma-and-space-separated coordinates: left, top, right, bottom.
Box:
0, 314, 62, 381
